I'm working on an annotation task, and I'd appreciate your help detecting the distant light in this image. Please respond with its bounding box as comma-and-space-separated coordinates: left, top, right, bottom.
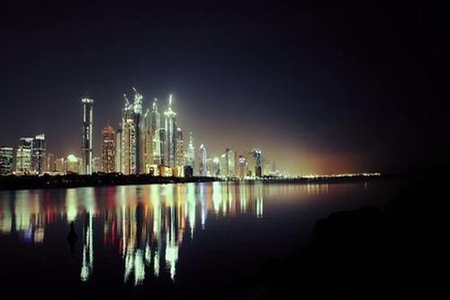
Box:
67, 154, 78, 163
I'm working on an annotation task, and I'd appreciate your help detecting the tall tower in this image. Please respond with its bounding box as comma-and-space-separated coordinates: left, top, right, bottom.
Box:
252, 148, 262, 178
101, 124, 115, 173
185, 132, 195, 171
132, 88, 143, 174
142, 109, 153, 173
121, 88, 143, 175
81, 97, 94, 175
115, 127, 122, 173
164, 94, 177, 169
174, 127, 184, 176
151, 99, 161, 165
223, 148, 235, 177
32, 134, 46, 174
198, 144, 207, 176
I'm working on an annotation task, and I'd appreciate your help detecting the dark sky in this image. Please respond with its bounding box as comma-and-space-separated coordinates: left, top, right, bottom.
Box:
0, 0, 446, 175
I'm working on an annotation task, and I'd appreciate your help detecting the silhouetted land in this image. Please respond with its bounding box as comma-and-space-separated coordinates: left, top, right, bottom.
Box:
0, 172, 390, 191
216, 163, 448, 300
0, 173, 220, 190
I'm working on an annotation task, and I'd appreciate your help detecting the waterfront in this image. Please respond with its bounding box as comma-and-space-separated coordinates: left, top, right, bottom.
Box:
0, 178, 409, 299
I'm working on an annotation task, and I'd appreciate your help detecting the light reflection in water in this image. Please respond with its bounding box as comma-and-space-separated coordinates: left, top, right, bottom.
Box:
0, 182, 279, 286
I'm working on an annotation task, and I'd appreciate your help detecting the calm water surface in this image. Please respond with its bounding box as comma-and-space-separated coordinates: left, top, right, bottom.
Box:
0, 179, 408, 299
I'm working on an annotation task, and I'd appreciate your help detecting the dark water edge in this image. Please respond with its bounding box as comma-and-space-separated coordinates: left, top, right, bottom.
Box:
1, 166, 445, 300
222, 164, 448, 300
0, 172, 392, 191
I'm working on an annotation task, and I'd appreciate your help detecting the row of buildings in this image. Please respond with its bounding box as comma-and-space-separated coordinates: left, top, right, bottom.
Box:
0, 88, 264, 178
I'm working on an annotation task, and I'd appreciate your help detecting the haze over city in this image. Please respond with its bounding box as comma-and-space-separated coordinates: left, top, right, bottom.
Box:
0, 1, 445, 175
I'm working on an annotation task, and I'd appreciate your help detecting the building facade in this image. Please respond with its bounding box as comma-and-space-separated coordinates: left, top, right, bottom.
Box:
101, 125, 116, 173
81, 97, 94, 175
0, 147, 14, 176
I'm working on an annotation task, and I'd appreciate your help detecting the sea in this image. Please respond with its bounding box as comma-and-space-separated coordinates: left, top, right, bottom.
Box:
0, 177, 410, 299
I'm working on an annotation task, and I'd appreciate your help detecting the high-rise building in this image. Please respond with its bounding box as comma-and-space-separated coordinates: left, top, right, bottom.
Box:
46, 152, 55, 172
121, 88, 143, 175
15, 137, 33, 174
252, 148, 263, 178
81, 97, 94, 175
115, 128, 122, 173
163, 94, 177, 169
0, 147, 14, 176
151, 98, 161, 165
198, 144, 207, 176
222, 148, 235, 177
142, 109, 153, 173
158, 128, 166, 166
185, 132, 195, 171
238, 155, 248, 178
92, 156, 101, 173
212, 157, 221, 176
55, 157, 65, 173
101, 125, 115, 173
175, 127, 184, 176
32, 134, 46, 174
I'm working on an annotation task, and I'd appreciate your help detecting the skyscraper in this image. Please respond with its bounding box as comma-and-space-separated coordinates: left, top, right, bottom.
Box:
32, 134, 46, 174
0, 146, 14, 176
115, 128, 122, 173
238, 155, 248, 178
163, 94, 177, 169
252, 148, 263, 178
150, 98, 161, 165
101, 125, 115, 173
81, 97, 94, 175
198, 144, 207, 176
142, 109, 153, 173
174, 127, 184, 177
185, 132, 195, 171
15, 137, 33, 174
222, 148, 235, 177
120, 88, 143, 175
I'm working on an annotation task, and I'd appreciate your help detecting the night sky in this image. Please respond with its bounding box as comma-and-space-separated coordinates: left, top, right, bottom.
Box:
0, 1, 446, 175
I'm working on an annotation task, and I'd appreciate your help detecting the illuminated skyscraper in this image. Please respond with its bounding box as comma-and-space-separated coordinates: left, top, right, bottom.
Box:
212, 157, 221, 176
252, 148, 263, 178
163, 94, 177, 169
151, 98, 161, 165
0, 146, 14, 176
121, 88, 143, 175
115, 128, 122, 173
101, 124, 115, 173
222, 148, 235, 177
198, 144, 207, 176
174, 127, 184, 177
159, 128, 166, 166
15, 137, 33, 174
32, 134, 46, 174
185, 132, 195, 171
142, 109, 153, 173
238, 155, 248, 178
81, 97, 94, 175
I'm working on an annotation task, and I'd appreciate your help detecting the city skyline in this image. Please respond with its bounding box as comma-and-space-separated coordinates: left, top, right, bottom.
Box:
0, 1, 445, 175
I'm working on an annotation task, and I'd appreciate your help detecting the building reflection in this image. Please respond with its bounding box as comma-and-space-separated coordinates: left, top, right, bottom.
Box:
0, 182, 270, 285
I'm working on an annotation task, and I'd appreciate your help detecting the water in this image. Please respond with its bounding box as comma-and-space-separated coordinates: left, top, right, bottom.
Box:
0, 178, 408, 299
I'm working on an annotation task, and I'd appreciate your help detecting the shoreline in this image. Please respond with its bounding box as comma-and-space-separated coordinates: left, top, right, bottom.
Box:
0, 172, 400, 191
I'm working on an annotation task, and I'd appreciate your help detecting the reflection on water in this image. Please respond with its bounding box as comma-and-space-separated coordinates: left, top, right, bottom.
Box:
0, 182, 271, 286
0, 179, 401, 295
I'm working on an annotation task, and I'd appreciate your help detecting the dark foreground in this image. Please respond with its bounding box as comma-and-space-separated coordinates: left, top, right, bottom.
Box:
221, 165, 447, 300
